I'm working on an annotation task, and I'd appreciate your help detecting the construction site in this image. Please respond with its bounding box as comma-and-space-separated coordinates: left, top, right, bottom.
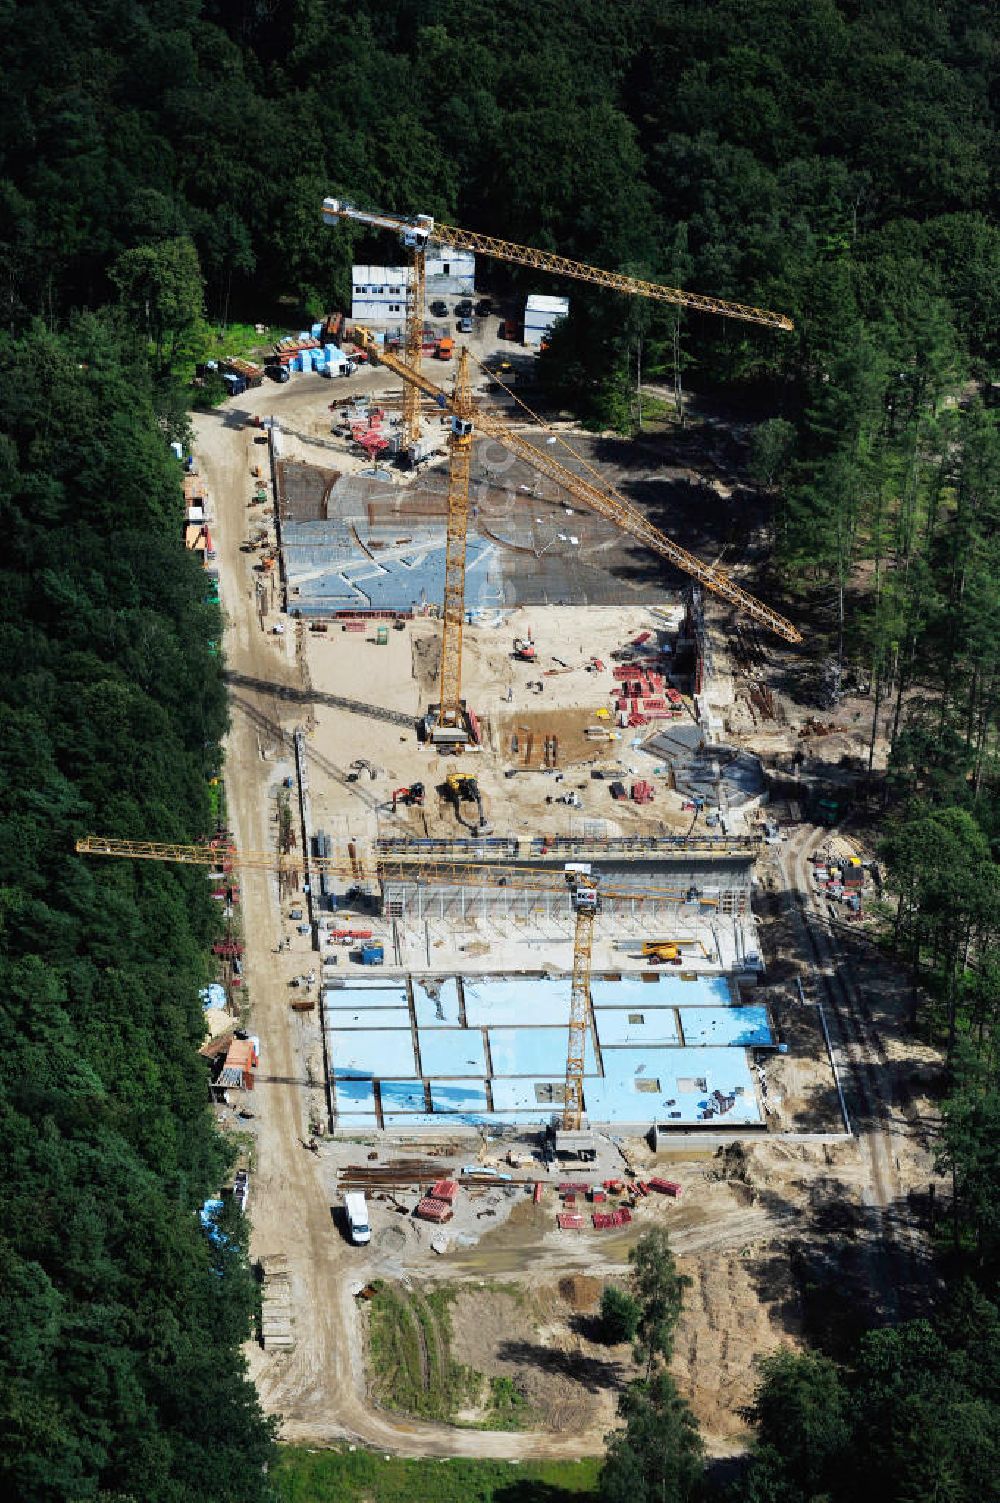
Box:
77, 198, 942, 1458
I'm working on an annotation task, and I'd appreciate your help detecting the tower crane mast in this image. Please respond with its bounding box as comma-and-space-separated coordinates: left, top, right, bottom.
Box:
437, 349, 474, 734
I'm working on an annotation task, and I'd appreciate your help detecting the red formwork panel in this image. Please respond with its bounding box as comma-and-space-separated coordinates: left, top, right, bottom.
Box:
648, 1178, 683, 1198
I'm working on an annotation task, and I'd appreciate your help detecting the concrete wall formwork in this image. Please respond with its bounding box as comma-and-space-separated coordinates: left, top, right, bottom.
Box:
381, 855, 752, 924
381, 879, 748, 925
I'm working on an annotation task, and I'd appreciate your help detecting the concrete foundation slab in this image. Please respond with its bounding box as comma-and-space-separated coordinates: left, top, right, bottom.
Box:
325, 972, 765, 1129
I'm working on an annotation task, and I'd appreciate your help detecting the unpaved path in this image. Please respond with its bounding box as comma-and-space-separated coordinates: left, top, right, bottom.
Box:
779, 823, 924, 1309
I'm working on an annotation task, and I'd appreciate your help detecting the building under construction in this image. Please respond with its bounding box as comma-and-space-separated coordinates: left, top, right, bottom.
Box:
324, 970, 774, 1132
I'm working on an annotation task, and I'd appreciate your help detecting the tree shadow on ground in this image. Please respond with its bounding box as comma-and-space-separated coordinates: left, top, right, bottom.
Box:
495, 1339, 625, 1394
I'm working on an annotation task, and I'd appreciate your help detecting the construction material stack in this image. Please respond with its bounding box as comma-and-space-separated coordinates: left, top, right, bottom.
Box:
613, 662, 685, 727
415, 1180, 458, 1223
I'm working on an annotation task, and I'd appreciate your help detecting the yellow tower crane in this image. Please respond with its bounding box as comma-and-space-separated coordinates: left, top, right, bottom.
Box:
348, 325, 801, 738
76, 836, 732, 1144
322, 197, 794, 451
437, 348, 475, 736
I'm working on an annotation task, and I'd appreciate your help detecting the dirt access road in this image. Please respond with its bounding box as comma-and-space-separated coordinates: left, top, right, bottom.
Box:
778, 824, 929, 1311
193, 396, 626, 1457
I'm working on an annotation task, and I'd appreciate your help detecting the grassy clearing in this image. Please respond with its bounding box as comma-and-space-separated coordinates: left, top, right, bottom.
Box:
177, 317, 285, 382
367, 1281, 479, 1421
635, 392, 679, 426
484, 1374, 532, 1431
366, 1281, 535, 1429
273, 1446, 601, 1503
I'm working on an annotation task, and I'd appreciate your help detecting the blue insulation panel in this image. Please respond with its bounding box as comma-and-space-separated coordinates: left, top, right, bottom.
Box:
328, 1029, 416, 1078
325, 1007, 411, 1030
584, 1047, 759, 1125
463, 976, 568, 1027
590, 974, 733, 1007
333, 1079, 377, 1115
412, 978, 462, 1027
679, 1005, 773, 1047
429, 1079, 491, 1114
594, 1008, 681, 1046
379, 1079, 427, 1113
491, 1078, 567, 1116
487, 1026, 597, 1077
418, 1029, 487, 1076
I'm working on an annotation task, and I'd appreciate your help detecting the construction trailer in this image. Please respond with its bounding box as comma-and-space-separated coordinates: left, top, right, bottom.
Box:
351, 265, 411, 324
425, 249, 475, 297
524, 294, 569, 347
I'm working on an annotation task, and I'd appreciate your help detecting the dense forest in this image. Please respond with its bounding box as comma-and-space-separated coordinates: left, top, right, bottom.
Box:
1, 1, 998, 1499
0, 317, 275, 1498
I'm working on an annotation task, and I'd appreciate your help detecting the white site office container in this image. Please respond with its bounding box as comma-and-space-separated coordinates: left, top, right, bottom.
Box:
524, 293, 569, 346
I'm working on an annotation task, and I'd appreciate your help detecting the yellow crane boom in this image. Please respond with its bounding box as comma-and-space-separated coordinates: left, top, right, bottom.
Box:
322, 199, 794, 332
74, 835, 746, 898
351, 327, 803, 645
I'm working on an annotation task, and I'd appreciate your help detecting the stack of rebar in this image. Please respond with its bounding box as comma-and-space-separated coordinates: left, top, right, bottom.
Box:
337, 1161, 524, 1190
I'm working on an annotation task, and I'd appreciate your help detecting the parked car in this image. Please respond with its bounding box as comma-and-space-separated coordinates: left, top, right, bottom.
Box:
457, 316, 473, 333
429, 299, 448, 317
455, 299, 473, 316
475, 297, 493, 316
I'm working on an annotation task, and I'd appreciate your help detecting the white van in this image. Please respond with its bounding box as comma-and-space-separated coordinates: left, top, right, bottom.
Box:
343, 1191, 371, 1246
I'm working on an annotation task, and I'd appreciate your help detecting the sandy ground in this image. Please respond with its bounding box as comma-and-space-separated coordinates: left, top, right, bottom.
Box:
301, 602, 700, 855
192, 379, 942, 1460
